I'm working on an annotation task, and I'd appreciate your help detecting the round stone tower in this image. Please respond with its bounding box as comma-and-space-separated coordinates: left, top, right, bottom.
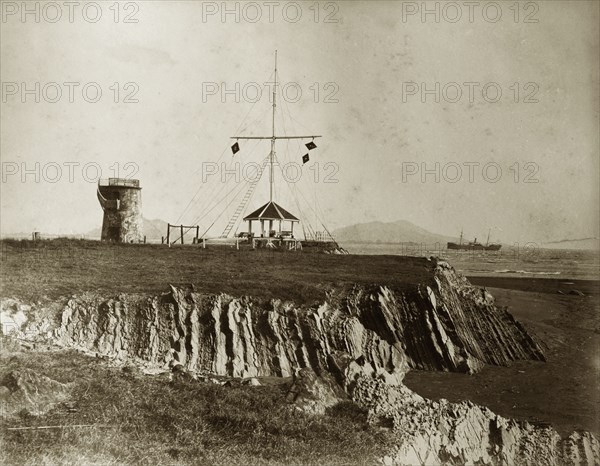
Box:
97, 178, 143, 243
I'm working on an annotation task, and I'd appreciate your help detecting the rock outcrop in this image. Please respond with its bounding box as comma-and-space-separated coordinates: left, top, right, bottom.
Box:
0, 369, 72, 418
286, 360, 600, 466
350, 372, 600, 466
286, 367, 347, 415
2, 261, 544, 378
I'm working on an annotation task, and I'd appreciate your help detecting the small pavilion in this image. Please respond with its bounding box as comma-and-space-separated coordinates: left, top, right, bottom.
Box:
243, 201, 299, 238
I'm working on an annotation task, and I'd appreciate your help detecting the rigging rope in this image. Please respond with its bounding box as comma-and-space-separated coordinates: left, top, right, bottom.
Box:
174, 64, 335, 243
189, 171, 255, 237
277, 83, 329, 240
198, 176, 254, 239
227, 155, 269, 237
175, 70, 276, 225
184, 138, 263, 228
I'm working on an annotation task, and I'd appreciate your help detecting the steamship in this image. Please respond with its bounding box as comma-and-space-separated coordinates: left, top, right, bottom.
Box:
447, 229, 502, 251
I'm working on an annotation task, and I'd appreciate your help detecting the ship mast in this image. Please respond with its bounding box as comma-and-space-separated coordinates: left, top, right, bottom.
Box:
269, 51, 277, 202
231, 50, 322, 205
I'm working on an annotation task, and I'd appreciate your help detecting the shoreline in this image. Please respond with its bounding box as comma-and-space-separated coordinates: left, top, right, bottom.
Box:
406, 285, 600, 437
466, 275, 600, 295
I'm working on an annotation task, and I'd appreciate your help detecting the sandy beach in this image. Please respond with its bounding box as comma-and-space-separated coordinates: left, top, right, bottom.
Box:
405, 276, 600, 437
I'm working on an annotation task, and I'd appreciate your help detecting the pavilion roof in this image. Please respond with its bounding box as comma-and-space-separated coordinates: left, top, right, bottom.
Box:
243, 201, 299, 222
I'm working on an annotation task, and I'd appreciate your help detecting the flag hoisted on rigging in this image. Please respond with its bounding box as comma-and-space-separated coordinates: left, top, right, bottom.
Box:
170, 51, 344, 247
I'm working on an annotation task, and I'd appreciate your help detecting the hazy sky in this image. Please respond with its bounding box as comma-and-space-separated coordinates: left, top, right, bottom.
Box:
1, 0, 598, 243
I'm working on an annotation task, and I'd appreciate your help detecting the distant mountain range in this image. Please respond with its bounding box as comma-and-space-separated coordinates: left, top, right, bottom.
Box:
85, 218, 169, 241
332, 220, 456, 245
541, 237, 600, 250
331, 221, 600, 250
0, 219, 460, 245
3, 218, 598, 251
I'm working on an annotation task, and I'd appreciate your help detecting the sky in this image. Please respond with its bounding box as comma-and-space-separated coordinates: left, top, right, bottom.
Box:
1, 0, 598, 244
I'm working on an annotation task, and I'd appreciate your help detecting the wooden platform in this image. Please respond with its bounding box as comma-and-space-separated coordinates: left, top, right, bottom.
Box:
252, 237, 301, 250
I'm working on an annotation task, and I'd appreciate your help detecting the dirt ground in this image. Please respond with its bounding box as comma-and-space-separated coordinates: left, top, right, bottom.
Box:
405, 280, 600, 437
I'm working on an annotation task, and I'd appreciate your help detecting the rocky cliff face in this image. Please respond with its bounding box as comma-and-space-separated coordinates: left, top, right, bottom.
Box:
4, 261, 544, 378
350, 368, 599, 466
2, 260, 597, 465
288, 358, 600, 466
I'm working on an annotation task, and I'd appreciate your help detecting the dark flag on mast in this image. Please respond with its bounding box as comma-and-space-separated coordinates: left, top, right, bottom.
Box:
231, 142, 240, 154
302, 154, 310, 164
305, 141, 317, 150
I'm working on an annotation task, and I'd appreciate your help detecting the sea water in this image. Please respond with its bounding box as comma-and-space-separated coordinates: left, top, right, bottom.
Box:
345, 243, 600, 280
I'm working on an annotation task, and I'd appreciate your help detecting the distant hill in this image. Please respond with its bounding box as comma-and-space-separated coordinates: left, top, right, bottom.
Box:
332, 220, 456, 245
86, 218, 169, 242
542, 237, 600, 250
0, 218, 170, 241
142, 218, 170, 241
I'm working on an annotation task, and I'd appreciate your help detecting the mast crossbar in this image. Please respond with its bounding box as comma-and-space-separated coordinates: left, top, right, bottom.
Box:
232, 51, 320, 205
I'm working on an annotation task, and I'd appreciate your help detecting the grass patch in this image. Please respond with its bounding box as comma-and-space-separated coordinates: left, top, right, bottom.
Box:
0, 350, 394, 465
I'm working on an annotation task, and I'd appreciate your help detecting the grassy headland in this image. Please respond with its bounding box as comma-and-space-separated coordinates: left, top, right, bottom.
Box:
0, 239, 435, 303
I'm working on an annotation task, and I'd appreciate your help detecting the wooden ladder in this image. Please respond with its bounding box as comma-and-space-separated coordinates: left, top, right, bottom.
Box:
220, 157, 268, 238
